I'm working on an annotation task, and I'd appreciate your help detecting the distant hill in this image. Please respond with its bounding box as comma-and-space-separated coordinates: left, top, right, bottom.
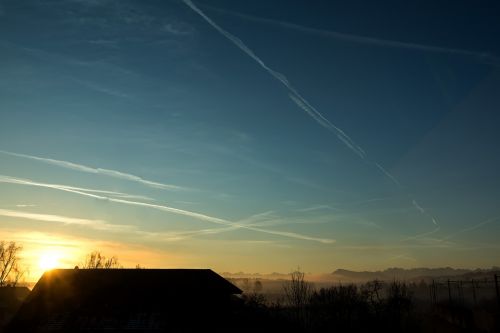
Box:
220, 267, 500, 284
331, 267, 500, 283
221, 272, 289, 280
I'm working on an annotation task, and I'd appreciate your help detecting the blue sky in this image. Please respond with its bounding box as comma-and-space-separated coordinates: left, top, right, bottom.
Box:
1, 0, 500, 279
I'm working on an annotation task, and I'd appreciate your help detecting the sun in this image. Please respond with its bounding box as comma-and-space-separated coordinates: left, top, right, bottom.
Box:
38, 251, 61, 271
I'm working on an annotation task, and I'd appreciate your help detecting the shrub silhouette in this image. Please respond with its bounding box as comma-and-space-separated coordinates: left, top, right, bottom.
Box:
384, 280, 416, 331
309, 284, 371, 331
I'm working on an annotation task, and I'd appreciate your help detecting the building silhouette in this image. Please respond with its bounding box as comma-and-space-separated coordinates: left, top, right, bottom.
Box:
7, 269, 242, 332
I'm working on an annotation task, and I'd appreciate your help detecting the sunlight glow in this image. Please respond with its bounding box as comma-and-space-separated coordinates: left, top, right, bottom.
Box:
38, 250, 61, 271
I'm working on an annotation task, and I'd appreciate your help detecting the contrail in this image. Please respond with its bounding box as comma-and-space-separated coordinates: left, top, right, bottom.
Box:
0, 175, 335, 244
288, 94, 366, 158
0, 150, 185, 191
412, 200, 425, 214
144, 211, 281, 241
182, 0, 365, 159
411, 199, 438, 226
182, 0, 439, 230
203, 4, 500, 67
0, 174, 152, 199
375, 163, 401, 187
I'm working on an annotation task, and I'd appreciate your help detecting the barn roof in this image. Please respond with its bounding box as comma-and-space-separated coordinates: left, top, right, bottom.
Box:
32, 268, 241, 297
7, 269, 242, 332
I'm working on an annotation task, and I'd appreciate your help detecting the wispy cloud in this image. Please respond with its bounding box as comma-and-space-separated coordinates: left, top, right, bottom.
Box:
401, 226, 441, 242
0, 150, 185, 191
336, 239, 455, 250
71, 78, 132, 99
296, 204, 339, 213
87, 39, 118, 46
387, 254, 417, 262
0, 206, 232, 243
441, 215, 500, 242
0, 175, 335, 244
296, 197, 392, 212
0, 40, 144, 88
203, 4, 500, 67
102, 192, 156, 202
163, 22, 195, 36
0, 208, 133, 232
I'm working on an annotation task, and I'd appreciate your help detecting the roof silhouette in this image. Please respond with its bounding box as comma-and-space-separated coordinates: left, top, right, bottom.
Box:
7, 268, 242, 332
34, 268, 241, 295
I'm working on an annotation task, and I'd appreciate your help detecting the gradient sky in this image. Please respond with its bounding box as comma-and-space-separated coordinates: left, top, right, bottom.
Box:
1, 0, 500, 280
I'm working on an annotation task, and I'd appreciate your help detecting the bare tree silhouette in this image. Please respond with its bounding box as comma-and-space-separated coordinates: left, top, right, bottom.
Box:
283, 268, 313, 308
0, 241, 25, 286
81, 251, 121, 269
283, 268, 313, 328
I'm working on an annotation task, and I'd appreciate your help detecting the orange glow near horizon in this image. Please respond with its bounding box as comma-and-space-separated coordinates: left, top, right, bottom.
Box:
1, 230, 186, 282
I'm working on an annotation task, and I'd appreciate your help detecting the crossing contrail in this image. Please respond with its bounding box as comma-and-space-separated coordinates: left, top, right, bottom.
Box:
0, 175, 335, 244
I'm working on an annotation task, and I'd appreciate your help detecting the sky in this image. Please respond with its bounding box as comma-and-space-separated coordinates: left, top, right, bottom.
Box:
1, 0, 500, 281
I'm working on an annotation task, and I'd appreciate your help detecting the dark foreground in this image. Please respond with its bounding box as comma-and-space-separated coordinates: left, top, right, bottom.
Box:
1, 270, 499, 332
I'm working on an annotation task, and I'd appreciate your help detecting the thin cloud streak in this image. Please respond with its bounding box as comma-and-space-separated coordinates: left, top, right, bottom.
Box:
204, 4, 500, 67
388, 254, 417, 262
442, 215, 500, 241
296, 204, 339, 213
0, 175, 335, 244
401, 226, 441, 242
0, 150, 185, 191
0, 208, 133, 232
335, 240, 455, 250
71, 78, 132, 99
0, 175, 154, 201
